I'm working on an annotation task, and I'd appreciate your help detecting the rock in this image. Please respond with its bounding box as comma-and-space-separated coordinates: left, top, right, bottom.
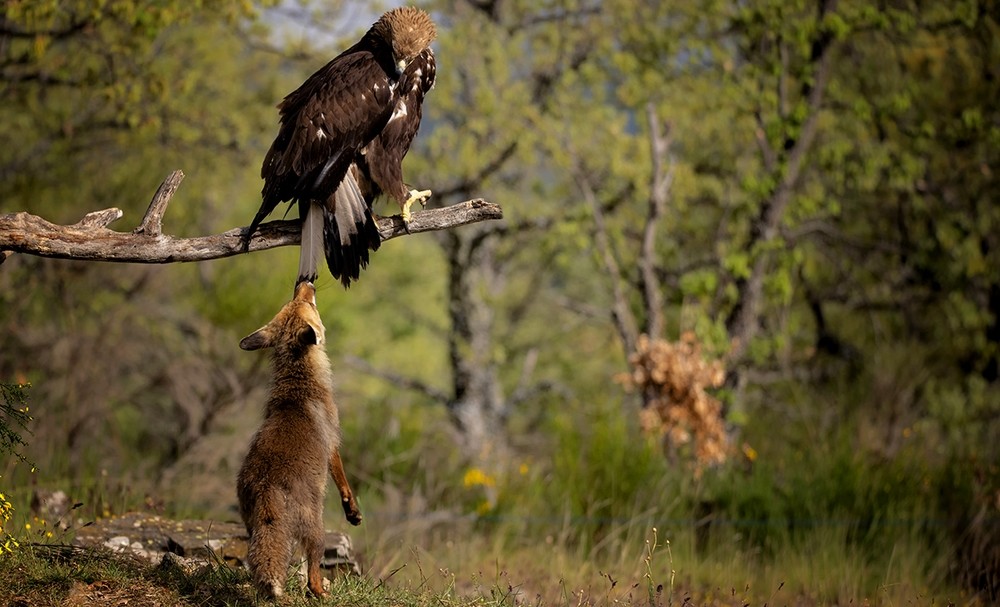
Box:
103, 536, 131, 552
73, 512, 360, 577
30, 489, 72, 530
323, 530, 361, 576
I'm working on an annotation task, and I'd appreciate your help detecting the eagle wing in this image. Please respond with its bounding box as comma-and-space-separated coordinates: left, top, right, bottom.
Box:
356, 48, 436, 206
249, 48, 397, 239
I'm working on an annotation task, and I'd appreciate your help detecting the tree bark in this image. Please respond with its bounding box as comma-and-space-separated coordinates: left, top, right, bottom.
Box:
0, 170, 503, 266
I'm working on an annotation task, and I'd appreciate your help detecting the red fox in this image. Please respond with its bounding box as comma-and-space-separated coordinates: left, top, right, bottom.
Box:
236, 281, 362, 598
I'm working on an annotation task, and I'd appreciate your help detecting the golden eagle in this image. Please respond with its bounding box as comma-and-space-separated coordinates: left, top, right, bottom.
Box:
243, 7, 437, 287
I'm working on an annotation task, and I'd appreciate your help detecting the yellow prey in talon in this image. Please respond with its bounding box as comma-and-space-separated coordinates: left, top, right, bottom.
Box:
401, 188, 433, 224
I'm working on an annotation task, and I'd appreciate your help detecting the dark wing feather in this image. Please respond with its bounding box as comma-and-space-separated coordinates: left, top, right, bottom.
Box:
247, 46, 396, 245
355, 48, 436, 206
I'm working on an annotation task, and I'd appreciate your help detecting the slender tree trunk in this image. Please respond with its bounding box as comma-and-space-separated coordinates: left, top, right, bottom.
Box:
443, 229, 509, 460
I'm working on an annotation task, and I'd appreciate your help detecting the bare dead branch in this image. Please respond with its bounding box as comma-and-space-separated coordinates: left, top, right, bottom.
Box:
0, 171, 503, 265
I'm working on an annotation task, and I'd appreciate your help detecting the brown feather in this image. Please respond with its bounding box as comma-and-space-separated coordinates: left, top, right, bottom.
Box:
356, 48, 436, 208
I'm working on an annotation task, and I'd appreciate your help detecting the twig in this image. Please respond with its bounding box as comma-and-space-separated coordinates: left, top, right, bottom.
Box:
134, 169, 184, 236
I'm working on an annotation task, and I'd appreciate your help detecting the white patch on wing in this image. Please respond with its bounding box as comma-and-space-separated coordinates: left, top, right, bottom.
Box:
361, 93, 366, 101
316, 128, 325, 139
388, 101, 408, 123
313, 151, 341, 188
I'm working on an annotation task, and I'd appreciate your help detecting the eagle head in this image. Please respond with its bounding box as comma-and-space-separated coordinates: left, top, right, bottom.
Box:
372, 7, 437, 75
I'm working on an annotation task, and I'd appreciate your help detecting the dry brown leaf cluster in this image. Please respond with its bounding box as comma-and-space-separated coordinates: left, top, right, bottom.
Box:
617, 333, 729, 470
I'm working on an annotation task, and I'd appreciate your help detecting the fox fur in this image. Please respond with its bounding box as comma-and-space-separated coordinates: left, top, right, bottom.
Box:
236, 281, 362, 599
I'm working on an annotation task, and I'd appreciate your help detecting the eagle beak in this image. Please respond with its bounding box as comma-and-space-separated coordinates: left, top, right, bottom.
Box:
395, 58, 407, 76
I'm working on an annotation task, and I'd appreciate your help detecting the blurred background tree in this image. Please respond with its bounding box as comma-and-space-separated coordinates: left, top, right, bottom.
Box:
1, 0, 997, 602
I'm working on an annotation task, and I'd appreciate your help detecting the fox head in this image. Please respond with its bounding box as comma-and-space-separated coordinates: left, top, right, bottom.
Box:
240, 282, 325, 352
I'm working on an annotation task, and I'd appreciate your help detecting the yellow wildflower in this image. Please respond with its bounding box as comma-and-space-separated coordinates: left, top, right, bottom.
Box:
462, 468, 495, 488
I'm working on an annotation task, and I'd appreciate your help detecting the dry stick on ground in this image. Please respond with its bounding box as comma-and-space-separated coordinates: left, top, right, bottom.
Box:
0, 169, 504, 265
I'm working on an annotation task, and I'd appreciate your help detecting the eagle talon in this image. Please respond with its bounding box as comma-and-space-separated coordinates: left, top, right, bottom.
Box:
404, 188, 432, 211
399, 188, 431, 233
408, 188, 432, 207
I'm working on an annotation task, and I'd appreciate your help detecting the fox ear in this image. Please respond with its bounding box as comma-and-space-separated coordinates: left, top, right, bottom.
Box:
300, 321, 323, 347
240, 327, 272, 351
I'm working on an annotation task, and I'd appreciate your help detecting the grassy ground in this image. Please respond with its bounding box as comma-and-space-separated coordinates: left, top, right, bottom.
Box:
353, 521, 978, 607
1, 451, 991, 606
0, 528, 979, 607
0, 542, 512, 607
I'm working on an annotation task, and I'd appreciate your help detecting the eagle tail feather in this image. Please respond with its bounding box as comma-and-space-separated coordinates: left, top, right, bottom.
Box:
297, 200, 323, 285
323, 170, 382, 288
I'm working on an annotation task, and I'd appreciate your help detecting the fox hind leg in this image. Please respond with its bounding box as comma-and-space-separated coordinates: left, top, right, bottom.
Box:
304, 521, 328, 597
246, 522, 290, 599
243, 491, 292, 599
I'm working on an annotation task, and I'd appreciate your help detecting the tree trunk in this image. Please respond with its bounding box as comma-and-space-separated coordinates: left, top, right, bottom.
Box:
443, 229, 510, 460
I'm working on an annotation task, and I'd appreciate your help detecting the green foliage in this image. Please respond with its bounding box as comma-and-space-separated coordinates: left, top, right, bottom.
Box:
0, 382, 32, 555
925, 375, 1000, 459
0, 382, 32, 466
540, 404, 676, 543
690, 438, 992, 601
700, 442, 942, 552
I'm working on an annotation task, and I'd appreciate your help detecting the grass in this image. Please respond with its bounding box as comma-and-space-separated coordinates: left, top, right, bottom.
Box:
0, 540, 653, 607
0, 472, 989, 606
0, 522, 976, 607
